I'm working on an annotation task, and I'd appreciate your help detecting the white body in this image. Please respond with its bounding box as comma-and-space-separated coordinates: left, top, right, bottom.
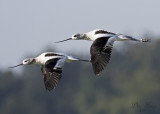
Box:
35, 52, 64, 65
86, 29, 115, 41
35, 52, 81, 68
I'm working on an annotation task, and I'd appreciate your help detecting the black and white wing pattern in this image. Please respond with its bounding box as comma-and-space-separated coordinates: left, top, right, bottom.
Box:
41, 58, 62, 91
94, 29, 116, 35
90, 37, 113, 75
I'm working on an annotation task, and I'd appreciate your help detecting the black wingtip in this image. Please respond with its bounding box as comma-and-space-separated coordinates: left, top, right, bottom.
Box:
92, 66, 101, 76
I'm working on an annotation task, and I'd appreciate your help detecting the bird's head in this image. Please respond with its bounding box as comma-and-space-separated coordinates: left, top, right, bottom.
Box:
22, 58, 35, 65
71, 33, 84, 40
9, 58, 35, 68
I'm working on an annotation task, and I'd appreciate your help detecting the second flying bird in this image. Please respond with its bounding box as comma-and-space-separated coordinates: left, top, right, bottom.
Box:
55, 29, 150, 75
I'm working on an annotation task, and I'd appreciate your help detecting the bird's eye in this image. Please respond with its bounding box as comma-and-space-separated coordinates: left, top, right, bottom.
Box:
74, 34, 80, 37
74, 35, 77, 37
24, 60, 27, 62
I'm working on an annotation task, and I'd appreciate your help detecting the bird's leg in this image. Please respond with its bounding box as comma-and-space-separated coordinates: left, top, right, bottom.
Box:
118, 34, 151, 42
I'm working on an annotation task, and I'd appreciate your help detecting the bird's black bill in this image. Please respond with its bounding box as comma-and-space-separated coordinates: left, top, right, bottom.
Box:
55, 38, 72, 43
8, 63, 23, 68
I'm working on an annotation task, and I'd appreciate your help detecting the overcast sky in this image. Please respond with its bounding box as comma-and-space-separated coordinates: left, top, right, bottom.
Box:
0, 0, 160, 69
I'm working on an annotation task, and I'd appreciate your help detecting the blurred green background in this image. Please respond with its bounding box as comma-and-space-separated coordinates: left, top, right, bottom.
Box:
1, 36, 160, 114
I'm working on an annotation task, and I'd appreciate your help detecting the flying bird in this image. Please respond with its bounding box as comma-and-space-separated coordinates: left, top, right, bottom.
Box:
9, 52, 89, 91
55, 29, 150, 75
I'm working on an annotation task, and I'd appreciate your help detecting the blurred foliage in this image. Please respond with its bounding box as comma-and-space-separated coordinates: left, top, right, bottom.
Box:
0, 37, 160, 114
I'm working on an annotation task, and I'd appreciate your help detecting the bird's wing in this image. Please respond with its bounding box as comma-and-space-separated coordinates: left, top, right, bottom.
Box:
94, 29, 116, 35
44, 52, 63, 57
90, 37, 113, 75
41, 58, 63, 91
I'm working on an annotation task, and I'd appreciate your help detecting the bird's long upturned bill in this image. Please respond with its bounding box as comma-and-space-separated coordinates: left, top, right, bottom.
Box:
55, 38, 72, 43
8, 63, 23, 68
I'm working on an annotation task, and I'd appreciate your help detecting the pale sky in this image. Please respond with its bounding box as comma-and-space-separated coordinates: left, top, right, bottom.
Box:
0, 0, 160, 70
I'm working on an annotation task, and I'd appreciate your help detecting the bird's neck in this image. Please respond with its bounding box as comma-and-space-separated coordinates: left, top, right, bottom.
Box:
83, 34, 93, 41
35, 56, 47, 65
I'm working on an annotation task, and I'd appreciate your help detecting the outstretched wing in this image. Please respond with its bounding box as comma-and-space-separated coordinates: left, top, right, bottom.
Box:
90, 37, 113, 75
41, 58, 63, 91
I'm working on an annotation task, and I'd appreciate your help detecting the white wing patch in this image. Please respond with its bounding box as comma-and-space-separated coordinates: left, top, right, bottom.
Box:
55, 56, 67, 68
